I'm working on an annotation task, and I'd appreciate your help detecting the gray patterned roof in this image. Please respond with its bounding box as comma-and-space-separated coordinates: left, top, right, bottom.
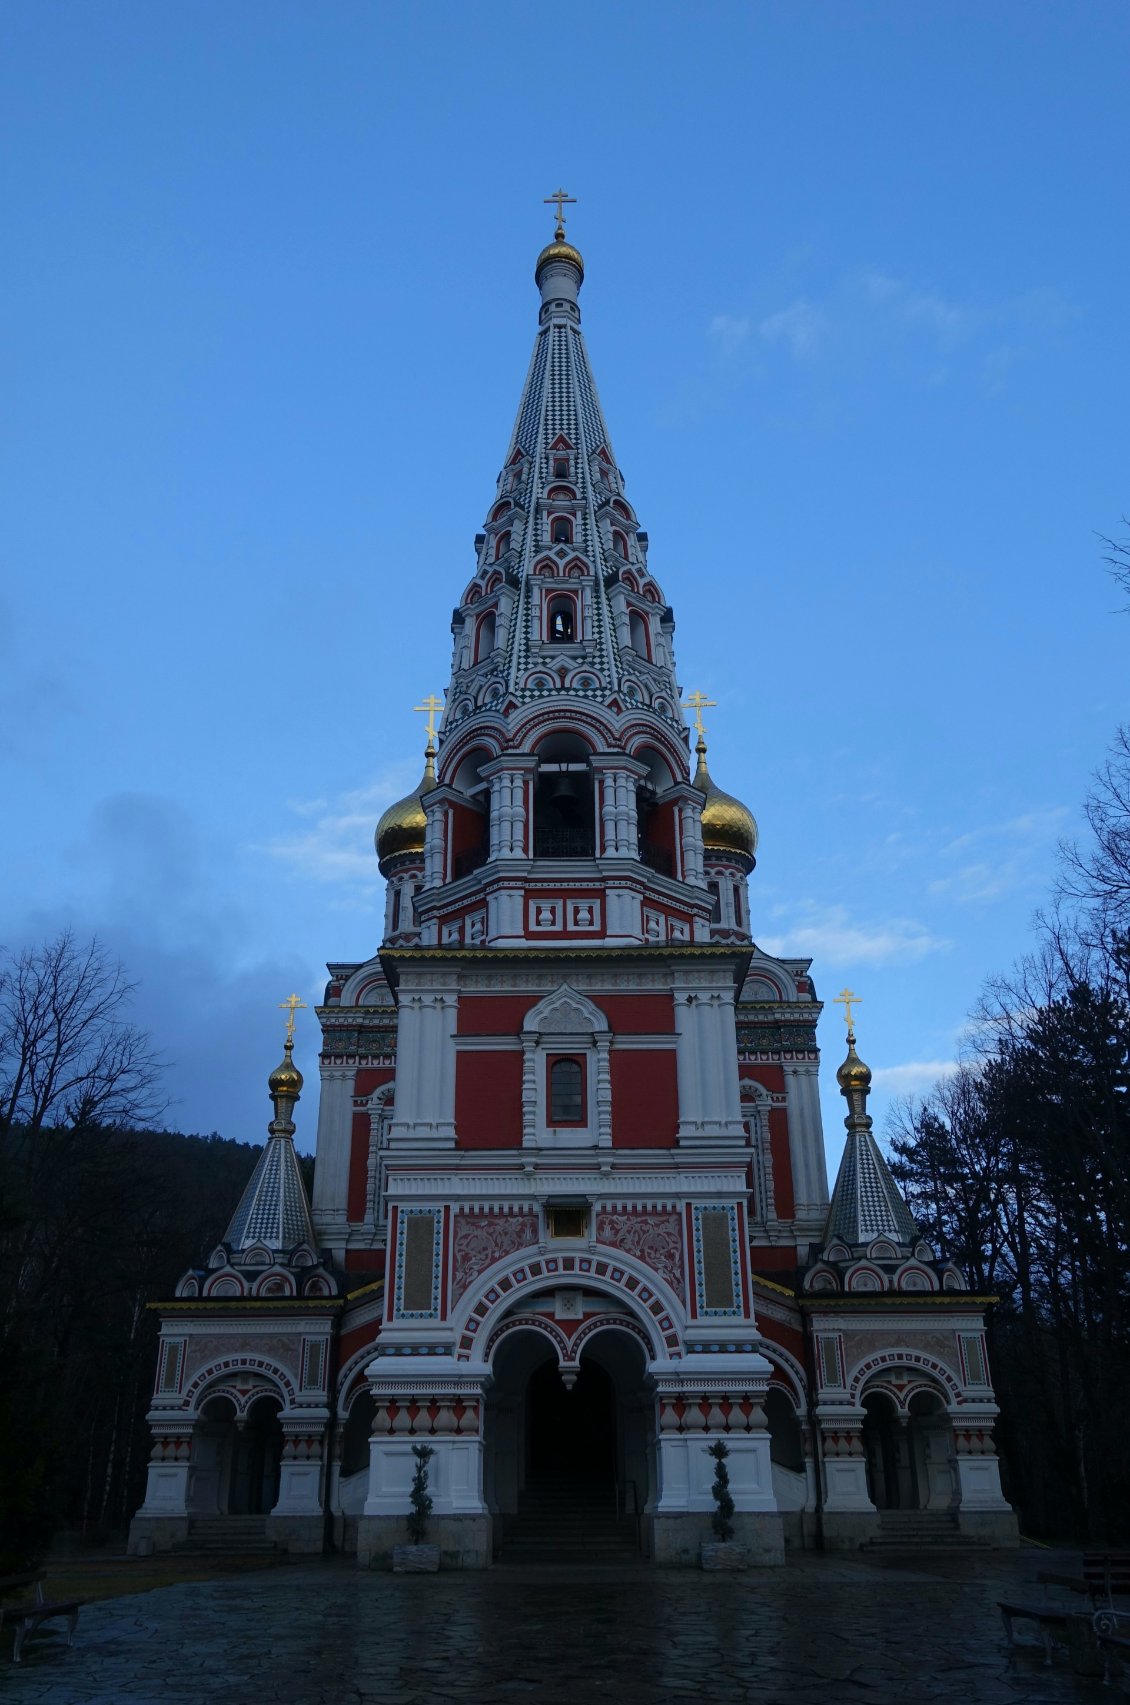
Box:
825, 1127, 918, 1247
224, 1133, 316, 1256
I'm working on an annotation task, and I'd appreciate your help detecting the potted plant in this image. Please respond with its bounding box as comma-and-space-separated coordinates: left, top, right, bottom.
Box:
701, 1439, 748, 1570
392, 1443, 440, 1572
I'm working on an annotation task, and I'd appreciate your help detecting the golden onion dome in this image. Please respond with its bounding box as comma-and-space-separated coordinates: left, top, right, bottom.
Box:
535, 239, 584, 283
693, 739, 758, 861
375, 746, 436, 868
836, 1035, 872, 1095
268, 1039, 303, 1103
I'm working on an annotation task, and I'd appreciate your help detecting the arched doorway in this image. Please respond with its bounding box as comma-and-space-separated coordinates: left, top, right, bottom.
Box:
861, 1385, 957, 1511
484, 1322, 651, 1560
188, 1392, 283, 1516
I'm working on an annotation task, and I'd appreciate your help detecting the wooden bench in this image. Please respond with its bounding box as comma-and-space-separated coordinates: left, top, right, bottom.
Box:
1082, 1550, 1130, 1609
998, 1596, 1093, 1667
0, 1571, 84, 1665
1000, 1553, 1130, 1673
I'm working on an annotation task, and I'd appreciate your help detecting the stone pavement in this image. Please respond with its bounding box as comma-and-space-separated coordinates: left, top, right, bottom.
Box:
4, 1549, 1120, 1704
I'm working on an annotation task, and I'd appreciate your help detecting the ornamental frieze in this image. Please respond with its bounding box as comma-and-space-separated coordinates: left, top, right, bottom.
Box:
451, 1210, 539, 1304
595, 1210, 684, 1294
736, 1023, 819, 1054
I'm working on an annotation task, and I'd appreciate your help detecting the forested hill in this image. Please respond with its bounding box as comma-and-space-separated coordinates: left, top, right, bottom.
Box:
0, 1124, 312, 1564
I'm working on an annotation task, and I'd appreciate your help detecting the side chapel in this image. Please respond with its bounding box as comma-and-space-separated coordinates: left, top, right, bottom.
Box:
130, 204, 1018, 1566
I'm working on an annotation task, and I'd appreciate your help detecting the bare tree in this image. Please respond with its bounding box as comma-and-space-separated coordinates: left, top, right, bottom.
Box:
1057, 726, 1130, 943
0, 932, 165, 1137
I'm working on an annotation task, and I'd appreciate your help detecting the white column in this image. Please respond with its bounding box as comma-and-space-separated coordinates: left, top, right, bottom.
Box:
311, 1065, 356, 1246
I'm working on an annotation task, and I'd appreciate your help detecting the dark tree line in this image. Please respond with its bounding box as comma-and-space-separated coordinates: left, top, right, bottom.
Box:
0, 934, 272, 1565
890, 530, 1130, 1541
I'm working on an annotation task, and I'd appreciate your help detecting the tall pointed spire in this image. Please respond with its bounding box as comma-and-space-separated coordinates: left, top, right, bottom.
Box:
824, 1001, 917, 1246
223, 1003, 317, 1255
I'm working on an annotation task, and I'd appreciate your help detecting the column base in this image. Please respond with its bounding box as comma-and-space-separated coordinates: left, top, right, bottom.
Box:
818, 1510, 881, 1549
356, 1513, 492, 1570
957, 1508, 1020, 1546
127, 1515, 189, 1555
267, 1514, 326, 1554
648, 1511, 785, 1567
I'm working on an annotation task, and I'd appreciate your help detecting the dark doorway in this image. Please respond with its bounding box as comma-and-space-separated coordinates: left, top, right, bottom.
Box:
228, 1395, 283, 1515
862, 1392, 919, 1511
527, 1357, 615, 1482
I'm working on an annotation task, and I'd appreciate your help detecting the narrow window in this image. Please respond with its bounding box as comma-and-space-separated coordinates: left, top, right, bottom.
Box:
547, 597, 575, 643
551, 516, 573, 544
628, 610, 650, 659
475, 611, 496, 661
494, 530, 511, 561
612, 530, 628, 559
549, 1057, 584, 1124
553, 457, 569, 478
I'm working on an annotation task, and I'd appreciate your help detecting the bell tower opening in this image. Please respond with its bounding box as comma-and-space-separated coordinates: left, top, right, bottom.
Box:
533, 733, 594, 858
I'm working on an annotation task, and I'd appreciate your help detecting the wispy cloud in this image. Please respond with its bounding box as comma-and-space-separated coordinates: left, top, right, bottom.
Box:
708, 313, 752, 355
257, 764, 418, 892
931, 808, 1069, 903
871, 1059, 958, 1096
758, 300, 828, 361
759, 904, 947, 967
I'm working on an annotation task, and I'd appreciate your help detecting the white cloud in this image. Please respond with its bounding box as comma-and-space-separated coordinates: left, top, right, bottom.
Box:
870, 1059, 958, 1096
758, 904, 947, 966
931, 807, 1069, 902
758, 300, 828, 361
256, 764, 418, 891
708, 313, 752, 355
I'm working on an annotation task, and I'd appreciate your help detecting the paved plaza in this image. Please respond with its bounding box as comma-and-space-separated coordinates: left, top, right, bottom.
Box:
5, 1550, 1120, 1704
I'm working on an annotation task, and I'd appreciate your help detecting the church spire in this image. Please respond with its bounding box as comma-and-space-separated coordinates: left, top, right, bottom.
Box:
824, 994, 917, 1247
223, 1000, 317, 1255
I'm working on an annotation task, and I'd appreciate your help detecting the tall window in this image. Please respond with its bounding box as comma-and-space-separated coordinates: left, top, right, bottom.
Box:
549, 1057, 584, 1124
475, 611, 496, 661
494, 530, 511, 561
628, 610, 650, 658
547, 597, 575, 643
612, 531, 629, 559
553, 456, 569, 478
551, 516, 573, 544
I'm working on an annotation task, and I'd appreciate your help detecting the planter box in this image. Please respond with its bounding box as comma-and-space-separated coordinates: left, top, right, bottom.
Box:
392, 1543, 440, 1574
701, 1541, 749, 1572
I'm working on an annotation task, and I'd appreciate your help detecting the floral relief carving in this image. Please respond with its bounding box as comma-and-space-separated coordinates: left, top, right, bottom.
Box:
596, 1211, 684, 1294
452, 1212, 539, 1303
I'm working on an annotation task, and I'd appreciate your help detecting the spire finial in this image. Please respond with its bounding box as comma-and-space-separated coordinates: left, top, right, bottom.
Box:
279, 992, 307, 1045
544, 187, 577, 241
834, 987, 862, 1038
413, 692, 444, 747
683, 690, 717, 745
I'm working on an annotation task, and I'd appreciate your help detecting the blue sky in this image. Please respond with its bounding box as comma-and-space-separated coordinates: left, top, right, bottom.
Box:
2, 1, 1127, 1165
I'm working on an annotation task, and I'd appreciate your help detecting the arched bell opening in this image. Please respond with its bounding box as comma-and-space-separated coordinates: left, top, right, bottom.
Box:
533, 732, 595, 859
634, 745, 678, 877
450, 746, 492, 877
188, 1391, 283, 1517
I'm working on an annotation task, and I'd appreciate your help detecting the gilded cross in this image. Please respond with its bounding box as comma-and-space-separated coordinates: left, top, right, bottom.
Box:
682, 691, 717, 740
544, 188, 577, 236
413, 694, 444, 744
834, 988, 862, 1031
279, 992, 307, 1043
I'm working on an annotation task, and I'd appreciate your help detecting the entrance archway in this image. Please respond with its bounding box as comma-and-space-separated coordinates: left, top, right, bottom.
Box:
484, 1320, 651, 1559
188, 1392, 283, 1516
861, 1386, 957, 1511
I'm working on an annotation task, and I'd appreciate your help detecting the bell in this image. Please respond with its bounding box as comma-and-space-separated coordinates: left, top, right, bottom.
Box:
549, 774, 578, 809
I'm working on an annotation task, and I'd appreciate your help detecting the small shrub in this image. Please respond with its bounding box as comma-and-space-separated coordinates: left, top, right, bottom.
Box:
708, 1439, 735, 1541
406, 1443, 435, 1544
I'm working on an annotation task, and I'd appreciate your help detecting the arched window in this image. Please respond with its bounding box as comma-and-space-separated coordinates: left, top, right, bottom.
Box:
494, 530, 511, 561
549, 1057, 584, 1124
613, 500, 632, 520
547, 596, 575, 643
491, 501, 512, 523
475, 611, 496, 661
628, 610, 650, 659
612, 530, 629, 559
551, 516, 573, 545
553, 456, 570, 479
533, 732, 594, 858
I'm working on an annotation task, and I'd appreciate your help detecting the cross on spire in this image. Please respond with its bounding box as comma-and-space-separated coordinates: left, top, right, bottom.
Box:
413, 694, 444, 745
682, 690, 717, 741
544, 187, 577, 238
834, 988, 862, 1032
279, 992, 307, 1044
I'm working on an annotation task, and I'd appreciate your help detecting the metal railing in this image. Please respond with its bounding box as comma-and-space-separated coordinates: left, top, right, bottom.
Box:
533, 829, 595, 859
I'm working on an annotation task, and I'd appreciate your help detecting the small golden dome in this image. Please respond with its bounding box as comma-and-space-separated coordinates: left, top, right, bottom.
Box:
535, 239, 584, 283
269, 1040, 303, 1102
375, 746, 436, 868
836, 1035, 872, 1095
693, 740, 758, 861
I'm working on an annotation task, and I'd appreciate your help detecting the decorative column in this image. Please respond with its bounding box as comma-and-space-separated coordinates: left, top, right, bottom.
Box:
128, 1422, 196, 1552
649, 1354, 784, 1565
267, 1420, 330, 1553
358, 1357, 493, 1569
590, 754, 646, 857
950, 1410, 1015, 1539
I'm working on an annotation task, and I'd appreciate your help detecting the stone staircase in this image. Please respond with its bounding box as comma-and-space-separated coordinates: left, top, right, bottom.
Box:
862, 1510, 989, 1552
497, 1473, 641, 1564
174, 1516, 279, 1554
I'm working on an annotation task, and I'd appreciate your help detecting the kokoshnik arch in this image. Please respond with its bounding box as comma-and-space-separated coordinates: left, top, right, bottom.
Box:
130, 203, 1018, 1567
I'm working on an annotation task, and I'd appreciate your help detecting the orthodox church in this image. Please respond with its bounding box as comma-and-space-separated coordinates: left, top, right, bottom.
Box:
130, 206, 1017, 1566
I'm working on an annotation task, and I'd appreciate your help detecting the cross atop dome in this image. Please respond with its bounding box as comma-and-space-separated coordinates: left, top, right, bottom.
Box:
543, 187, 577, 240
